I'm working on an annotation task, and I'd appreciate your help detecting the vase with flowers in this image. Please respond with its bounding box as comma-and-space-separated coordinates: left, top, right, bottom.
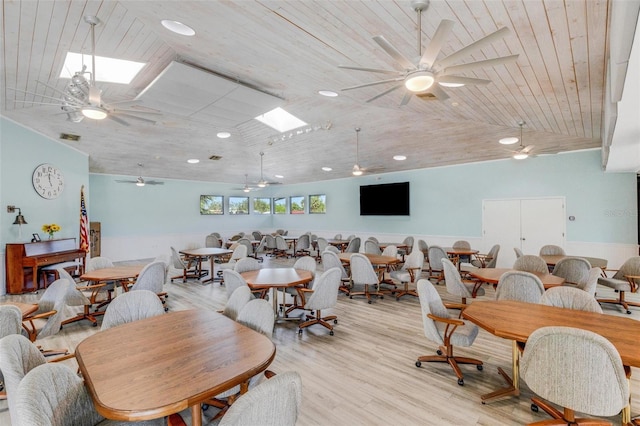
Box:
42, 223, 61, 239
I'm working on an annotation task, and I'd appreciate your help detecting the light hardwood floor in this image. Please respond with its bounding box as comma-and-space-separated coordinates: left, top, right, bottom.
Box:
1, 256, 639, 425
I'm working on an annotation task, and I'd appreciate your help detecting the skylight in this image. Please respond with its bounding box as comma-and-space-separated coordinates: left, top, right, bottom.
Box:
60, 52, 146, 84
255, 107, 307, 133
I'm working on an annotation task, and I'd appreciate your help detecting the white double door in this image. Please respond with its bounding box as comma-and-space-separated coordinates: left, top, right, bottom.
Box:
482, 197, 566, 268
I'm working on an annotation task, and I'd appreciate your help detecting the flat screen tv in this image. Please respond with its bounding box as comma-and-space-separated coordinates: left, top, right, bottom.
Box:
360, 182, 410, 216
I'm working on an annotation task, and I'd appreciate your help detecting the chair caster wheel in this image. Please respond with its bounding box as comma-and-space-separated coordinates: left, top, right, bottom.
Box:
298, 329, 302, 335
380, 296, 384, 300
627, 310, 632, 314
202, 404, 209, 411
396, 297, 400, 301
164, 307, 169, 312
477, 365, 483, 371
92, 322, 98, 327
436, 350, 443, 356
415, 361, 421, 368
457, 378, 464, 386
367, 300, 372, 304
481, 401, 486, 405
531, 404, 538, 412
333, 319, 338, 324
329, 330, 334, 336
349, 296, 353, 299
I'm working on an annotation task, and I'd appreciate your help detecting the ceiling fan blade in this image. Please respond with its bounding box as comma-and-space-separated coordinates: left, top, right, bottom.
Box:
144, 181, 164, 185
440, 54, 519, 75
9, 88, 83, 105
399, 92, 413, 106
437, 75, 492, 85
109, 107, 162, 115
35, 80, 86, 104
341, 78, 404, 91
115, 180, 137, 184
113, 113, 157, 124
338, 65, 402, 75
372, 35, 416, 70
435, 27, 512, 69
107, 114, 130, 126
366, 83, 404, 103
419, 19, 455, 68
522, 145, 535, 153
422, 85, 450, 100
11, 100, 70, 107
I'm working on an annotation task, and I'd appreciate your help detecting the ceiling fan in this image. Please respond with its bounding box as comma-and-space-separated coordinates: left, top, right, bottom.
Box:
115, 163, 164, 186
501, 121, 535, 160
11, 15, 159, 126
352, 127, 384, 176
250, 152, 282, 187
339, 0, 519, 104
234, 174, 261, 192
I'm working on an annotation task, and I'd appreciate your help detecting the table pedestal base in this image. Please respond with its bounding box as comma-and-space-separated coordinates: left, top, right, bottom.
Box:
481, 341, 520, 404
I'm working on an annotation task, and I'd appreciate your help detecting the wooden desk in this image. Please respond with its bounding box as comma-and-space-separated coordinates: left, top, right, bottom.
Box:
540, 254, 608, 270
468, 268, 565, 294
462, 300, 640, 423
241, 268, 313, 319
76, 310, 275, 426
0, 301, 38, 318
179, 248, 233, 283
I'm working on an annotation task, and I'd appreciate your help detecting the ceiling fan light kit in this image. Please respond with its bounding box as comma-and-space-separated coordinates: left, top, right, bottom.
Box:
499, 136, 519, 145
404, 70, 435, 92
81, 106, 107, 120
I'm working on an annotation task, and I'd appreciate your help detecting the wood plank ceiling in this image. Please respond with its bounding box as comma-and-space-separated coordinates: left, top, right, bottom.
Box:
0, 0, 615, 185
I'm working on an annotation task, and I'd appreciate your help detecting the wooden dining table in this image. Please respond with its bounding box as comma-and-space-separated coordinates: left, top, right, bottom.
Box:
241, 268, 313, 319
80, 265, 145, 283
179, 247, 233, 283
445, 247, 479, 271
326, 239, 350, 252
462, 300, 640, 423
540, 254, 608, 270
468, 268, 566, 296
75, 309, 276, 426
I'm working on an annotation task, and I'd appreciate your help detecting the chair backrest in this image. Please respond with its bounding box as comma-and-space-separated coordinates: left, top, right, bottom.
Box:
540, 286, 603, 313
234, 257, 262, 274
381, 245, 397, 258
316, 237, 329, 252
212, 232, 222, 240
402, 236, 414, 253
324, 245, 339, 254
265, 234, 277, 249
442, 258, 473, 299
427, 246, 448, 271
85, 256, 114, 272
350, 253, 379, 286
153, 254, 170, 282
275, 235, 289, 251
417, 239, 429, 255
452, 240, 470, 250
0, 334, 47, 418
344, 237, 361, 253
293, 256, 317, 286
520, 326, 629, 417
612, 256, 640, 280
34, 278, 70, 339
56, 268, 89, 307
321, 251, 348, 279
219, 371, 302, 426
333, 233, 342, 240
223, 286, 254, 321
229, 233, 243, 241
364, 239, 381, 254
578, 267, 602, 297
495, 271, 545, 303
539, 244, 566, 256
237, 299, 275, 338
237, 238, 254, 254
513, 255, 548, 274
514, 247, 524, 258
101, 290, 165, 331
131, 261, 166, 293
205, 234, 222, 248
223, 269, 249, 297
252, 231, 263, 241
170, 246, 187, 269
0, 305, 23, 338
231, 244, 248, 261
416, 279, 453, 346
276, 229, 285, 235
14, 362, 104, 426
552, 257, 591, 284
367, 236, 379, 243
346, 234, 356, 241
402, 249, 424, 277
296, 234, 310, 250
305, 267, 342, 311
484, 244, 500, 268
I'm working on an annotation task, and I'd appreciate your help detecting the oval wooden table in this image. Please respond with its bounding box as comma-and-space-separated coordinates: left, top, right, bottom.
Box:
75, 309, 276, 426
468, 268, 565, 296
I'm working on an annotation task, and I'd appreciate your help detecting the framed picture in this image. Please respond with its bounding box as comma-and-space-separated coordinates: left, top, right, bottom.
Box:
309, 194, 326, 214
253, 197, 271, 214
200, 195, 223, 215
31, 233, 41, 242
290, 196, 305, 214
273, 197, 287, 214
229, 196, 249, 215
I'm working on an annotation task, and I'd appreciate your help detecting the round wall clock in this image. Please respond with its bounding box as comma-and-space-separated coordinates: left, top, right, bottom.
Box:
32, 163, 65, 199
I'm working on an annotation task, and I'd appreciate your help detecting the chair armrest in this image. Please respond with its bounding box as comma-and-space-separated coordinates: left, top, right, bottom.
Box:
625, 275, 640, 292
427, 313, 464, 326
296, 287, 314, 305
49, 353, 76, 362
76, 283, 106, 291
23, 309, 57, 322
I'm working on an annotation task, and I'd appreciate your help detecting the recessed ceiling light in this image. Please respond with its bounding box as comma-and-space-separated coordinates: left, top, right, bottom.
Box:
274, 174, 284, 179
499, 137, 519, 145
216, 132, 231, 139
318, 90, 338, 97
161, 20, 195, 36
393, 155, 407, 161
321, 167, 332, 172
451, 102, 459, 107
187, 159, 200, 164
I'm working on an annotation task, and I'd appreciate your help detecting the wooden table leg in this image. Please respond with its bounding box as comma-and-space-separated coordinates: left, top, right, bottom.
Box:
481, 340, 520, 403
191, 403, 202, 426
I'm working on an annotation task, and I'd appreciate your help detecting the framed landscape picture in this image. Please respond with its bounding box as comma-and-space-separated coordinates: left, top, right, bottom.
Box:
273, 197, 287, 214
309, 194, 326, 214
253, 197, 271, 214
290, 196, 305, 214
228, 196, 249, 214
200, 195, 223, 215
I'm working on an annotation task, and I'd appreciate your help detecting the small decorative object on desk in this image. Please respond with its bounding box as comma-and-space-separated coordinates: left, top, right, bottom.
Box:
42, 223, 61, 239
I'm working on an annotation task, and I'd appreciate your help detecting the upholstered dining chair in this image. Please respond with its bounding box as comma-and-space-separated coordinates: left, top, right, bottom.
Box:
14, 361, 164, 426
514, 247, 524, 258
389, 249, 424, 300
218, 371, 302, 426
442, 258, 484, 310
233, 257, 262, 274
470, 244, 500, 269
252, 231, 263, 241
0, 304, 22, 401
427, 246, 448, 284
85, 255, 117, 300
346, 234, 356, 241
124, 261, 168, 309
344, 237, 361, 253
57, 268, 109, 326
222, 286, 254, 321
237, 238, 255, 259
539, 244, 566, 256
264, 234, 277, 256
574, 267, 602, 297
551, 257, 590, 285
540, 286, 603, 313
520, 326, 629, 425
321, 250, 351, 295
100, 289, 165, 331
364, 239, 381, 254
597, 256, 640, 314
222, 269, 250, 299
294, 234, 311, 257
218, 245, 248, 277
284, 256, 316, 317
415, 279, 483, 386
349, 253, 384, 304
324, 245, 339, 254
495, 271, 545, 303
297, 267, 342, 336
274, 235, 293, 258
513, 255, 549, 274
452, 240, 472, 263
170, 246, 204, 283
398, 236, 414, 257
205, 233, 222, 248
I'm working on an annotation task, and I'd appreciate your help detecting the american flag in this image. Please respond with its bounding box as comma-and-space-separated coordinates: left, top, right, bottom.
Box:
79, 185, 89, 252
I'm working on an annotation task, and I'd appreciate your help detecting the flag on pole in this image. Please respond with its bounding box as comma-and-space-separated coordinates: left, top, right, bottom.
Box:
79, 185, 90, 253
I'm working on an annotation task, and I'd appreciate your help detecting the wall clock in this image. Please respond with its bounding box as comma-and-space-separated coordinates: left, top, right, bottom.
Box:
32, 163, 64, 199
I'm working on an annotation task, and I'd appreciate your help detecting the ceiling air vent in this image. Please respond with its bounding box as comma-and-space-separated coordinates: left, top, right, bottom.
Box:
60, 133, 81, 141
209, 155, 223, 161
